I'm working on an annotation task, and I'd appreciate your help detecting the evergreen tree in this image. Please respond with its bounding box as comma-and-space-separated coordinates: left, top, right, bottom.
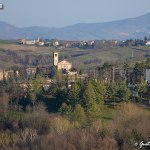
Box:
118, 80, 131, 103
65, 76, 68, 88
19, 67, 23, 81
72, 104, 85, 125
146, 58, 150, 67
51, 84, 66, 108
31, 74, 43, 99
87, 102, 100, 123
14, 70, 17, 81
107, 82, 119, 108
67, 83, 80, 109
123, 63, 130, 81
77, 78, 85, 102
144, 36, 147, 41
82, 81, 96, 110
36, 67, 41, 76
59, 102, 73, 117
135, 76, 147, 103
79, 69, 83, 75
94, 78, 107, 110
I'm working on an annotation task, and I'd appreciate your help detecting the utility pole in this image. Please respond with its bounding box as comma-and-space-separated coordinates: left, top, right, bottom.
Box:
132, 50, 133, 57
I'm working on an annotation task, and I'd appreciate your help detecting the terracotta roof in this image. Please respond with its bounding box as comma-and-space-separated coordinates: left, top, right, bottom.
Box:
28, 68, 36, 71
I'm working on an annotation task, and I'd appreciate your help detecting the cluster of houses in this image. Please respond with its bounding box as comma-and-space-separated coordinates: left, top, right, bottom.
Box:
17, 37, 121, 48
18, 37, 45, 46
0, 69, 19, 80
17, 37, 95, 48
2, 50, 150, 94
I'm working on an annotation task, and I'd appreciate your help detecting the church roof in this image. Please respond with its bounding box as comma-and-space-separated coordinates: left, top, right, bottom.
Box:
58, 60, 72, 65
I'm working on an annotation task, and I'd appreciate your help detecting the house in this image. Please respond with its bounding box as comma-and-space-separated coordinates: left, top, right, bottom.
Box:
146, 67, 150, 83
53, 41, 59, 46
25, 40, 36, 45
146, 41, 150, 45
18, 39, 25, 44
38, 42, 44, 46
0, 69, 19, 80
87, 41, 94, 45
26, 68, 36, 76
41, 80, 51, 91
0, 68, 3, 80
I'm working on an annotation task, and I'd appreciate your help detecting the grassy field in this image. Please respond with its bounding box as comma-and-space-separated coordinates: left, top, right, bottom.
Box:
0, 40, 18, 45
76, 63, 100, 69
0, 43, 150, 69
67, 47, 148, 63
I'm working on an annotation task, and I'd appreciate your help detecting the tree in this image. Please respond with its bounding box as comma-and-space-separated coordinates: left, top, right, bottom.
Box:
146, 58, 150, 67
144, 36, 147, 41
101, 62, 112, 87
67, 83, 80, 109
82, 81, 96, 110
72, 104, 85, 125
135, 76, 147, 103
53, 70, 65, 87
30, 74, 43, 99
118, 80, 131, 103
87, 102, 100, 122
29, 92, 37, 105
79, 69, 83, 75
19, 67, 23, 81
59, 102, 73, 117
70, 67, 77, 72
8, 86, 13, 105
3, 71, 8, 85
51, 84, 65, 108
94, 78, 107, 110
36, 67, 41, 77
14, 70, 17, 81
0, 91, 9, 117
123, 63, 129, 81
134, 61, 146, 82
65, 75, 68, 88
107, 82, 119, 108
7, 83, 25, 105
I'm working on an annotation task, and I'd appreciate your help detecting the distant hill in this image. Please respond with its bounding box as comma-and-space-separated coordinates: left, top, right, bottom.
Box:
1, 13, 150, 40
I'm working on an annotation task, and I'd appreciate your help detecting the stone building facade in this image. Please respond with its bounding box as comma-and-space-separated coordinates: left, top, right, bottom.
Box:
50, 52, 72, 76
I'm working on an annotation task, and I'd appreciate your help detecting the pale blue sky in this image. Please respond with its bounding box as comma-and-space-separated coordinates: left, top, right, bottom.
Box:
0, 0, 150, 28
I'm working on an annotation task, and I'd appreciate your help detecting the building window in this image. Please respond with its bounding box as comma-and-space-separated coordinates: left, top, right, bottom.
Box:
64, 65, 65, 67
55, 54, 57, 56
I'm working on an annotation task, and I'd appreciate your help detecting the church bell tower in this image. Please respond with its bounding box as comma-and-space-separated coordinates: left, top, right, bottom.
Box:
53, 52, 58, 66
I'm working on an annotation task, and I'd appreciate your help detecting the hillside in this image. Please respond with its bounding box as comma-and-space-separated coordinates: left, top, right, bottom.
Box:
1, 13, 150, 40
0, 42, 150, 70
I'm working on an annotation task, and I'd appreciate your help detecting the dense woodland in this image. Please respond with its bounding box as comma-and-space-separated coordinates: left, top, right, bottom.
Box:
0, 58, 150, 149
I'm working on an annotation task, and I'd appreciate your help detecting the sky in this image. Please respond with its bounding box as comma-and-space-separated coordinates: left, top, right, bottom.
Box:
0, 0, 150, 28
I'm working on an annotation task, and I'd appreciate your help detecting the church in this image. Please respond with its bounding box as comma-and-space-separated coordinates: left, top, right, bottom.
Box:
50, 52, 72, 76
